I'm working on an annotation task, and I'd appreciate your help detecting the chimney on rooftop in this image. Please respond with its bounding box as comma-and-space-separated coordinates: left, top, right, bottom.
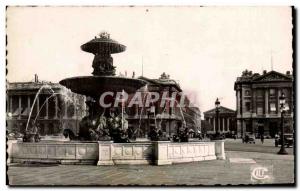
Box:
34, 74, 38, 83
263, 70, 267, 75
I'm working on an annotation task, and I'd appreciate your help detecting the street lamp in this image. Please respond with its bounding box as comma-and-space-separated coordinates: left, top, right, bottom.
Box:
278, 92, 288, 155
212, 98, 222, 140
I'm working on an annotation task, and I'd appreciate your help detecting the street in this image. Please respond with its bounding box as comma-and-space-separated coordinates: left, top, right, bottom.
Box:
7, 139, 295, 186
225, 138, 294, 154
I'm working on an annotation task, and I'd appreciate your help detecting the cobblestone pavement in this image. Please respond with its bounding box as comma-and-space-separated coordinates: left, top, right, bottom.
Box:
7, 150, 294, 186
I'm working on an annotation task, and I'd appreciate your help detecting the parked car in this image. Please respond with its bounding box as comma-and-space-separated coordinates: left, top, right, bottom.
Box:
275, 133, 294, 147
242, 134, 255, 144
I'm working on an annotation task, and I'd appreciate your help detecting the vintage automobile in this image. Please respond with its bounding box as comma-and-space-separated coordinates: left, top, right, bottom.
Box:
242, 134, 255, 144
275, 133, 294, 147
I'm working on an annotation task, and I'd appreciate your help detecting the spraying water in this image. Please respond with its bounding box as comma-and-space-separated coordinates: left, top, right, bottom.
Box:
25, 85, 55, 132
25, 85, 78, 133
136, 85, 158, 137
161, 97, 186, 128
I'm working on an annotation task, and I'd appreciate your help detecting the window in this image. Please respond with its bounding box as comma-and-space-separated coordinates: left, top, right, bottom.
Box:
270, 103, 276, 112
245, 102, 251, 112
245, 90, 250, 96
270, 89, 275, 96
257, 107, 263, 115
257, 102, 263, 115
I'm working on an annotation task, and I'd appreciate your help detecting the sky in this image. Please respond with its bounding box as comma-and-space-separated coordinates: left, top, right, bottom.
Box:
6, 6, 293, 116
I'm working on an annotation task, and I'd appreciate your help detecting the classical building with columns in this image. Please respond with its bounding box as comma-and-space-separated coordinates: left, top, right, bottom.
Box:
123, 73, 201, 138
234, 70, 293, 138
203, 106, 236, 134
6, 76, 86, 136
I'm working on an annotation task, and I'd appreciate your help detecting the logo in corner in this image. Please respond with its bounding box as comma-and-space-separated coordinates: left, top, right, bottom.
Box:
251, 166, 273, 183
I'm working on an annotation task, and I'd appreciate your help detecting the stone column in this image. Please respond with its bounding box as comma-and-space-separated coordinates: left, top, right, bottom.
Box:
227, 118, 230, 132
237, 120, 242, 138
252, 89, 256, 115
277, 89, 281, 115
213, 117, 215, 132
237, 91, 240, 116
45, 97, 49, 119
218, 117, 220, 132
222, 118, 225, 132
27, 96, 31, 115
18, 95, 21, 119
265, 89, 269, 115
54, 96, 58, 119
240, 89, 243, 116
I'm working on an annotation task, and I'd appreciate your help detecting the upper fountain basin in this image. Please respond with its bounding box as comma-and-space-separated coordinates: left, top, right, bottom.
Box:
59, 76, 147, 97
81, 38, 126, 54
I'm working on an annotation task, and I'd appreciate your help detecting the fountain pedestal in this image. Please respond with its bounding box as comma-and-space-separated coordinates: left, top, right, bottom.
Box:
97, 141, 114, 165
214, 140, 226, 160
154, 141, 172, 165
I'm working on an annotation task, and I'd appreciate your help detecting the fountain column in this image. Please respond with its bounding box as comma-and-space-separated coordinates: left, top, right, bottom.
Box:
18, 95, 21, 119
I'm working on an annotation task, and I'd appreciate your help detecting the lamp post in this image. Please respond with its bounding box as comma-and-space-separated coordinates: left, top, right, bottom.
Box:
213, 98, 222, 140
278, 92, 288, 155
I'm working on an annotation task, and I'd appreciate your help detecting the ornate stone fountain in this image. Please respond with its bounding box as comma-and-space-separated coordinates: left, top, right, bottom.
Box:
59, 32, 146, 142
9, 32, 225, 166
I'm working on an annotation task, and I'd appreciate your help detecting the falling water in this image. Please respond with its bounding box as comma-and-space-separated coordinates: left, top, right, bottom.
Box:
32, 88, 78, 127
25, 85, 55, 131
25, 85, 78, 132
137, 85, 150, 137
161, 97, 187, 127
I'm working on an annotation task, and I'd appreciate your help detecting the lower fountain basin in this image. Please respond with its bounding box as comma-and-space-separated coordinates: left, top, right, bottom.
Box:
59, 76, 147, 97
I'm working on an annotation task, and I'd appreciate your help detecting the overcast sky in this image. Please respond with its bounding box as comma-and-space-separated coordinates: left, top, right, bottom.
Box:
6, 6, 293, 115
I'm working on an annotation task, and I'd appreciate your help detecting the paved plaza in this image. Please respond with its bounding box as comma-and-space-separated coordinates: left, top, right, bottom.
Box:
7, 139, 294, 186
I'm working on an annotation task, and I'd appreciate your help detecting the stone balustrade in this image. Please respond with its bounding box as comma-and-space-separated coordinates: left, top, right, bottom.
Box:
8, 140, 226, 165
8, 141, 98, 164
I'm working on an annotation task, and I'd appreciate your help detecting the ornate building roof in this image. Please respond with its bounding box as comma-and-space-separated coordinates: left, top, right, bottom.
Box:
138, 73, 182, 92
203, 106, 236, 116
234, 70, 293, 90
7, 81, 61, 91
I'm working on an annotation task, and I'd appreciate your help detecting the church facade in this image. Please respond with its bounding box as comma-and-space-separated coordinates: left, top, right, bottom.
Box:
234, 70, 293, 138
203, 106, 236, 134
